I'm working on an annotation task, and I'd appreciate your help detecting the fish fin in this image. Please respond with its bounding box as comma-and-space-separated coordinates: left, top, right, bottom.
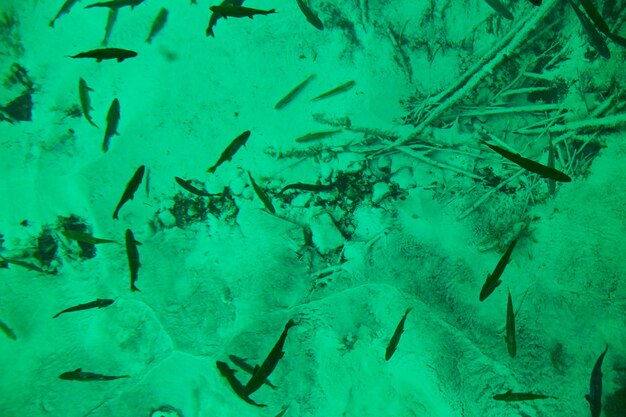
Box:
585, 394, 591, 403
96, 58, 103, 63
117, 58, 125, 62
74, 368, 82, 372
505, 389, 512, 394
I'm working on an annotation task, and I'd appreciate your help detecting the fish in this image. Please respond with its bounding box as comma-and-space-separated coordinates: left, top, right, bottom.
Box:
295, 129, 342, 143
247, 171, 275, 214
567, 0, 610, 59
504, 289, 516, 358
311, 80, 356, 101
479, 237, 518, 302
102, 8, 119, 46
175, 177, 213, 197
243, 319, 297, 396
50, 0, 81, 28
274, 405, 289, 417
0, 255, 46, 274
59, 368, 129, 381
216, 361, 267, 407
493, 390, 557, 401
483, 0, 513, 20
146, 8, 168, 43
209, 4, 276, 19
78, 78, 98, 128
206, 0, 245, 37
385, 308, 411, 361
103, 98, 120, 152
279, 182, 335, 193
145, 167, 151, 197
0, 319, 17, 340
481, 141, 572, 182
586, 345, 609, 417
53, 298, 114, 318
296, 0, 324, 30
228, 355, 278, 389
113, 165, 145, 219
85, 0, 145, 10
579, 0, 610, 34
275, 74, 316, 110
125, 229, 141, 292
207, 130, 251, 173
62, 230, 118, 245
69, 48, 138, 62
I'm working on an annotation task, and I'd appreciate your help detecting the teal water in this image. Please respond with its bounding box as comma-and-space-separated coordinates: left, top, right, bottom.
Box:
1, 1, 626, 416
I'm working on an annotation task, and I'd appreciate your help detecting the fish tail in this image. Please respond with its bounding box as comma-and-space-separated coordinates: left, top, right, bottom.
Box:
207, 166, 216, 173
131, 284, 141, 292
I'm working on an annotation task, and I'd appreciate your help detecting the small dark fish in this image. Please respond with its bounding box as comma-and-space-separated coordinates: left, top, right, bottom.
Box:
207, 130, 251, 173
59, 368, 129, 381
504, 290, 516, 358
228, 355, 278, 389
279, 182, 334, 193
493, 390, 557, 401
244, 319, 297, 396
479, 237, 518, 302
53, 298, 114, 318
209, 4, 276, 19
146, 8, 168, 43
85, 0, 144, 10
50, 0, 80, 28
62, 230, 118, 245
579, 0, 610, 34
483, 0, 513, 20
275, 74, 316, 110
216, 361, 267, 407
102, 8, 119, 46
69, 48, 138, 62
247, 171, 275, 214
385, 308, 411, 361
586, 345, 608, 417
295, 129, 342, 143
206, 0, 245, 37
568, 0, 610, 59
527, 0, 541, 5
103, 98, 120, 152
145, 167, 151, 197
174, 177, 213, 197
296, 0, 324, 30
311, 80, 355, 101
113, 165, 145, 220
274, 405, 289, 417
0, 255, 45, 274
0, 319, 17, 340
125, 229, 141, 292
482, 141, 571, 182
78, 78, 98, 128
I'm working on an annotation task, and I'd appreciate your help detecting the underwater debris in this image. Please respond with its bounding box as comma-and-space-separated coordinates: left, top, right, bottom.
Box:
35, 228, 59, 271
483, 0, 513, 20
0, 90, 33, 123
149, 405, 185, 417
568, 0, 610, 59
